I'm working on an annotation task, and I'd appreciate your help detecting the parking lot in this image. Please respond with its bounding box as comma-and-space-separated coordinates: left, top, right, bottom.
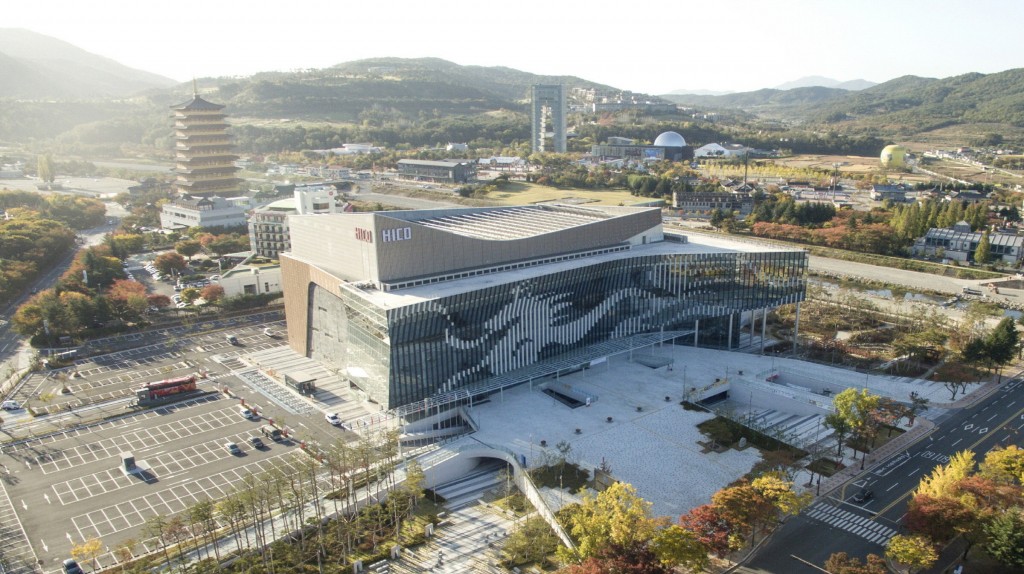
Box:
0, 312, 358, 573
0, 391, 315, 571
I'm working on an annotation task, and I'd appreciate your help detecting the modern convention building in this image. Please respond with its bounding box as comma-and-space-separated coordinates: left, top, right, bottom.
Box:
591, 131, 694, 162
281, 205, 806, 410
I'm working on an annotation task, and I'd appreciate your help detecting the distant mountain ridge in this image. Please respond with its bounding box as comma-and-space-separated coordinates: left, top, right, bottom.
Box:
773, 75, 877, 91
0, 28, 177, 99
660, 86, 852, 111
661, 69, 1024, 132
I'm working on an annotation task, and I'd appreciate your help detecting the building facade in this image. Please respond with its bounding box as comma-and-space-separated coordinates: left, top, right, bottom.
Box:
281, 205, 806, 410
219, 260, 282, 297
160, 196, 251, 230
396, 160, 476, 184
671, 192, 753, 216
591, 132, 693, 162
531, 84, 567, 153
913, 221, 1024, 265
249, 185, 352, 259
170, 93, 241, 197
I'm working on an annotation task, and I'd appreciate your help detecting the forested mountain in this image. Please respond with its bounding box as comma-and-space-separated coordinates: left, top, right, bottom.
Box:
662, 69, 1024, 135
0, 29, 176, 98
662, 86, 852, 113
202, 57, 614, 121
808, 70, 1024, 129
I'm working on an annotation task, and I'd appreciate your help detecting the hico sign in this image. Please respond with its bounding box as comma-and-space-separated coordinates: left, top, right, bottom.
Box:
381, 227, 412, 243
355, 227, 412, 243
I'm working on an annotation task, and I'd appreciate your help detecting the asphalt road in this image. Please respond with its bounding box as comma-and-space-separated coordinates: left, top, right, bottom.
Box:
741, 373, 1024, 573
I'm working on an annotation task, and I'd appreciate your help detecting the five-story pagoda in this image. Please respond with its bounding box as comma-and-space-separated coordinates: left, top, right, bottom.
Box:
171, 86, 241, 197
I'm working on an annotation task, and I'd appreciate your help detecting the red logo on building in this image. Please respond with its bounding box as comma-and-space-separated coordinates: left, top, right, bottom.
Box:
355, 228, 373, 243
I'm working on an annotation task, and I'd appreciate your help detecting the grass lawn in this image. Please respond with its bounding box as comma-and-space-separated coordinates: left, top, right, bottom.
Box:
484, 181, 660, 207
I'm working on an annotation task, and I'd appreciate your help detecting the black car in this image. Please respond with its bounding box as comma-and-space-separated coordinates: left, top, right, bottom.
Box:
62, 559, 84, 574
249, 436, 265, 449
853, 489, 874, 503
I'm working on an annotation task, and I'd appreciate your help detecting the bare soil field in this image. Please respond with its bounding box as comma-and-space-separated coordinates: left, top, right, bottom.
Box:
771, 154, 880, 173
485, 181, 658, 206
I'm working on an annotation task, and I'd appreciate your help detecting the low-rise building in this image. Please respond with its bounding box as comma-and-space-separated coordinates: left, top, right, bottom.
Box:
396, 159, 476, 184
248, 185, 352, 259
219, 257, 283, 297
160, 196, 251, 230
944, 189, 989, 204
590, 132, 693, 162
870, 184, 910, 202
913, 221, 1024, 265
670, 191, 753, 217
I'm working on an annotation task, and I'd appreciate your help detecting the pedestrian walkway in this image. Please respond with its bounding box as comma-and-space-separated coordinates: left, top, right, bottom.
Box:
804, 500, 897, 546
390, 504, 515, 573
817, 417, 936, 497
242, 346, 376, 425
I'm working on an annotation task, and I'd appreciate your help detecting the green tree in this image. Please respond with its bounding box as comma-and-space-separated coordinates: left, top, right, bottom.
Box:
750, 473, 811, 516
70, 537, 103, 571
824, 412, 851, 458
37, 154, 55, 184
916, 450, 976, 499
174, 240, 202, 262
648, 525, 709, 572
974, 230, 992, 264
154, 252, 187, 277
979, 445, 1024, 485
557, 482, 662, 564
833, 388, 882, 451
823, 552, 888, 574
983, 509, 1024, 568
710, 481, 776, 544
501, 516, 561, 567
886, 534, 938, 573
180, 287, 201, 305
986, 316, 1019, 380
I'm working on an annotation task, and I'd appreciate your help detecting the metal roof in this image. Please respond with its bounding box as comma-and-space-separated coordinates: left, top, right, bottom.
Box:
924, 228, 1024, 248
414, 205, 607, 240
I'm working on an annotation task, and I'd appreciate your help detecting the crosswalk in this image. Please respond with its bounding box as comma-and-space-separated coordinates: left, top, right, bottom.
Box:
805, 501, 897, 546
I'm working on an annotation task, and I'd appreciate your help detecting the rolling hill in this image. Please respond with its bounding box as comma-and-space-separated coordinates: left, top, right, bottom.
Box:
662, 69, 1024, 141
200, 57, 618, 121
0, 28, 177, 99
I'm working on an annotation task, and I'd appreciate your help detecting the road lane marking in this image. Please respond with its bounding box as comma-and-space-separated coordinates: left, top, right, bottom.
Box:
907, 467, 921, 476
988, 414, 999, 422
886, 482, 899, 492
873, 404, 1024, 520
952, 438, 962, 446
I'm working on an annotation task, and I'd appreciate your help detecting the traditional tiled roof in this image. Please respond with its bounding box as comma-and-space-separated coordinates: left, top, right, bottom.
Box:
171, 95, 226, 111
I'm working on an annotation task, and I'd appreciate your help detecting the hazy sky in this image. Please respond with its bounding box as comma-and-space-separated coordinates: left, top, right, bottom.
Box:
5, 0, 1022, 94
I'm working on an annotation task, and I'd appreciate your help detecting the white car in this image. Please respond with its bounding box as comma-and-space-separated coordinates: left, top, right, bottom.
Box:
325, 413, 342, 426
1, 400, 20, 410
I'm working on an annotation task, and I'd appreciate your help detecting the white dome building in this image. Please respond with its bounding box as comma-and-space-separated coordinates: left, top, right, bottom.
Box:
653, 131, 687, 148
